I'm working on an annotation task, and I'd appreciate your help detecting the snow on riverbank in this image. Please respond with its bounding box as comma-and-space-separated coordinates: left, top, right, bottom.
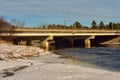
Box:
0, 44, 50, 60
0, 59, 120, 80
0, 44, 120, 80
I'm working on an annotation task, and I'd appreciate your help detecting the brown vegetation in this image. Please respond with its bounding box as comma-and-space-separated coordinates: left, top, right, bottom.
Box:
38, 20, 120, 30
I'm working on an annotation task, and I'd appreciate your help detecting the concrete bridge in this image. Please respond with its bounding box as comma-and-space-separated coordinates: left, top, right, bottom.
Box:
2, 29, 120, 50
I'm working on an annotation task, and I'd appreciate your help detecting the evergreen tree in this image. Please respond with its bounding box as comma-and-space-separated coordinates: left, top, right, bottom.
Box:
73, 21, 82, 29
91, 20, 98, 29
108, 22, 113, 30
99, 21, 105, 29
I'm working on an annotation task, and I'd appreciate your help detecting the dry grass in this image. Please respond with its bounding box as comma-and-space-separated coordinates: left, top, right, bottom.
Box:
0, 40, 12, 44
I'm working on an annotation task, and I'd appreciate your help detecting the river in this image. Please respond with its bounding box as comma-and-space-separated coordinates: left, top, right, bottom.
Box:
53, 45, 120, 72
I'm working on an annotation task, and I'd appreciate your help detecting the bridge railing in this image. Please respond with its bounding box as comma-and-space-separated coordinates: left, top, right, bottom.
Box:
14, 29, 120, 33
1, 29, 120, 36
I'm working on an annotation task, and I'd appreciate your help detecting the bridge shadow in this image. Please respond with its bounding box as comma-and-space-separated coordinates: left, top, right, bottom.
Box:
54, 47, 120, 72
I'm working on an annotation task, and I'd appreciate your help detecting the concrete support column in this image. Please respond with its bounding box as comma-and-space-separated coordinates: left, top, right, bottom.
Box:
84, 35, 95, 48
42, 36, 53, 50
44, 40, 49, 51
85, 39, 91, 48
19, 40, 25, 45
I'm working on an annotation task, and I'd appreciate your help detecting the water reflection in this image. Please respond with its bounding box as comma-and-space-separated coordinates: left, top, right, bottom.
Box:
101, 44, 120, 48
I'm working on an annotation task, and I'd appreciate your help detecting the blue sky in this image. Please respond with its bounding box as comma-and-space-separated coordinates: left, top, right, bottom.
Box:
0, 0, 120, 27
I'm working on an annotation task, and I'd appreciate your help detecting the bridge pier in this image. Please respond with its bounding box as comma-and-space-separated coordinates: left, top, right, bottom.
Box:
84, 36, 95, 48
85, 39, 91, 48
19, 39, 25, 45
43, 41, 49, 51
42, 36, 53, 50
66, 36, 95, 48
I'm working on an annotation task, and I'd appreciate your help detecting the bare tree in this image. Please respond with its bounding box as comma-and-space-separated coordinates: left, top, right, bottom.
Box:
10, 19, 25, 28
0, 16, 15, 41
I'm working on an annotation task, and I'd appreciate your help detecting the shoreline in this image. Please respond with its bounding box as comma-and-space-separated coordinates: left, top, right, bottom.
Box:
0, 44, 120, 80
0, 54, 120, 80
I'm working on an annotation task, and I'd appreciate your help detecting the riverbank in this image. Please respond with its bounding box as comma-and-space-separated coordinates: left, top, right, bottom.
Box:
101, 36, 120, 45
0, 44, 48, 60
0, 44, 120, 80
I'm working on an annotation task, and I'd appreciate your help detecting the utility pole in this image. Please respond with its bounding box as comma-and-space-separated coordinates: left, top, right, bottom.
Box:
111, 22, 113, 30
74, 22, 76, 29
64, 20, 66, 29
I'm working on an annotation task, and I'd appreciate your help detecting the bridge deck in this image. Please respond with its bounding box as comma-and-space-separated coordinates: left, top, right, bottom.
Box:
15, 29, 120, 32
1, 29, 120, 36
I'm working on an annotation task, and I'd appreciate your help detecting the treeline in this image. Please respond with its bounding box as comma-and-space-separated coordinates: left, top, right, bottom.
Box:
90, 20, 120, 30
41, 20, 120, 30
0, 17, 14, 33
0, 16, 26, 41
0, 16, 120, 30
0, 16, 25, 29
0, 16, 120, 42
0, 17, 15, 41
0, 16, 26, 32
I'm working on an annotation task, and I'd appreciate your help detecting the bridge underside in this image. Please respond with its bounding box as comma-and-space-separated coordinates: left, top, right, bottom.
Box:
9, 35, 119, 50
1, 29, 120, 50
